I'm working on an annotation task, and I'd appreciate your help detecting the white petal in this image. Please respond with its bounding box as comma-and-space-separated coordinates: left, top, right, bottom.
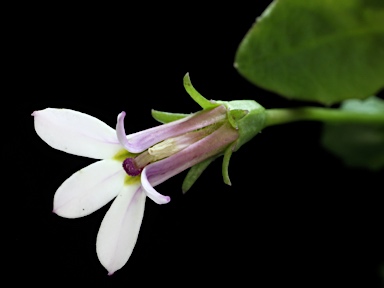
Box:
53, 159, 126, 218
33, 108, 123, 159
96, 183, 146, 275
141, 167, 170, 204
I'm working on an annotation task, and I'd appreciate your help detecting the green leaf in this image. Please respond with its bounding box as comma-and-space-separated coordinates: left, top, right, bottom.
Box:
235, 0, 384, 105
321, 96, 384, 170
151, 109, 189, 124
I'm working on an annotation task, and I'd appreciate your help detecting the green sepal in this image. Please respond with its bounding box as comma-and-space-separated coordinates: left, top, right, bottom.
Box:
183, 73, 220, 110
226, 109, 249, 129
230, 109, 248, 122
151, 109, 189, 124
226, 109, 238, 129
182, 156, 217, 193
222, 144, 234, 185
221, 100, 266, 151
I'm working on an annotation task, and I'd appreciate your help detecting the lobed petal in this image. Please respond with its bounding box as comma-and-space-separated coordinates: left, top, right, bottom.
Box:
96, 183, 146, 275
117, 105, 227, 153
53, 159, 126, 218
33, 108, 123, 159
141, 167, 171, 204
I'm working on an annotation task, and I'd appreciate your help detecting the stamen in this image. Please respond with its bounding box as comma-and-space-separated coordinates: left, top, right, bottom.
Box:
122, 158, 142, 176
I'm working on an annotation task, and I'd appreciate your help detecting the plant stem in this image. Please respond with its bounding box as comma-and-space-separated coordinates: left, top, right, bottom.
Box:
265, 107, 384, 127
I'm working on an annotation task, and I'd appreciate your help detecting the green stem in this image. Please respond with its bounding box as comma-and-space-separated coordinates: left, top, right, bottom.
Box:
265, 107, 384, 127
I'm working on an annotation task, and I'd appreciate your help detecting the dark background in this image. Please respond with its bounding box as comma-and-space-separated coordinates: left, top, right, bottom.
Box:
17, 1, 383, 286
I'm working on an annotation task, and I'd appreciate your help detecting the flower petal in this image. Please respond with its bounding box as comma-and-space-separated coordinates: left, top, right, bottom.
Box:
118, 105, 227, 153
53, 159, 126, 218
33, 108, 123, 159
145, 122, 239, 187
141, 167, 171, 204
96, 183, 146, 275
116, 111, 143, 151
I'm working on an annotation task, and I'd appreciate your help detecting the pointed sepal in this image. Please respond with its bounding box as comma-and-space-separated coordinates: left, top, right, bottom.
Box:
222, 144, 234, 186
183, 73, 219, 109
151, 109, 189, 124
226, 109, 249, 129
225, 100, 266, 151
182, 156, 217, 193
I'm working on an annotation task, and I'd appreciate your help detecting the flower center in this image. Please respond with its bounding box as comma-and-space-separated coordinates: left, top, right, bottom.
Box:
122, 124, 220, 176
122, 158, 142, 176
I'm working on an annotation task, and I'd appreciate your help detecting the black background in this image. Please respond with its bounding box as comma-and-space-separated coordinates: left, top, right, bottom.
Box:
17, 1, 384, 286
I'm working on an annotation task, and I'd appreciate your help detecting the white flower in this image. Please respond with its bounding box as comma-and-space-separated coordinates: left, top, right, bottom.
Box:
32, 105, 238, 275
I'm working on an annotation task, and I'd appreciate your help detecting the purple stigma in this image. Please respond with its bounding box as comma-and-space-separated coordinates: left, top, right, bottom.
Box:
122, 158, 142, 176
